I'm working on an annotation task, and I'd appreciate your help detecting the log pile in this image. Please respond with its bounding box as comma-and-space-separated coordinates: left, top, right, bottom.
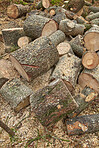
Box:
0, 0, 99, 135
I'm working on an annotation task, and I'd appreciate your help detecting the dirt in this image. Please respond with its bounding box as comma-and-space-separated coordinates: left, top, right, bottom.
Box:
0, 0, 99, 148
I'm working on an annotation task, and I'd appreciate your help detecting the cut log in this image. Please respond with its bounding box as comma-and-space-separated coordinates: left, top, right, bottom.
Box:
52, 13, 67, 25
0, 41, 5, 56
48, 30, 66, 47
76, 16, 89, 24
42, 0, 50, 8
30, 79, 78, 129
0, 31, 3, 42
9, 36, 59, 81
89, 6, 99, 13
17, 36, 32, 48
90, 18, 99, 26
67, 0, 85, 13
78, 65, 99, 93
59, 19, 85, 36
23, 15, 58, 40
0, 78, 8, 89
7, 4, 30, 19
84, 26, 99, 52
82, 51, 99, 69
0, 78, 33, 112
2, 28, 25, 50
66, 114, 99, 135
0, 59, 20, 80
68, 86, 98, 118
49, 9, 56, 16
86, 12, 99, 21
50, 53, 82, 89
36, 1, 44, 10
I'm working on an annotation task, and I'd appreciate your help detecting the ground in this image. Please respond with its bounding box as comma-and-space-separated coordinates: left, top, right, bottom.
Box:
0, 0, 99, 148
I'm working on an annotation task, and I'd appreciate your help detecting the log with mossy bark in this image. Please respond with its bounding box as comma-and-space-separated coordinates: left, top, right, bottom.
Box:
7, 4, 30, 19
9, 36, 59, 81
86, 12, 99, 21
68, 86, 98, 118
66, 114, 99, 135
84, 26, 99, 52
30, 79, 78, 129
0, 78, 33, 112
23, 15, 58, 40
59, 19, 85, 36
78, 65, 99, 93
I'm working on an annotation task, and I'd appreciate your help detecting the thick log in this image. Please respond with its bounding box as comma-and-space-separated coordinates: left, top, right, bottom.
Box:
52, 13, 67, 25
84, 26, 99, 52
7, 4, 30, 19
59, 19, 85, 36
68, 86, 98, 118
86, 12, 99, 21
30, 79, 78, 128
2, 28, 25, 50
66, 114, 99, 135
0, 78, 33, 112
23, 15, 58, 40
89, 6, 99, 13
9, 36, 59, 81
78, 65, 99, 93
67, 0, 85, 13
82, 51, 99, 69
17, 36, 32, 48
42, 0, 50, 8
50, 53, 82, 89
90, 18, 99, 26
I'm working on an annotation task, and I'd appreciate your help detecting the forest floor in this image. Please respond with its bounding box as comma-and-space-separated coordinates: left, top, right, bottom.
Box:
0, 0, 99, 148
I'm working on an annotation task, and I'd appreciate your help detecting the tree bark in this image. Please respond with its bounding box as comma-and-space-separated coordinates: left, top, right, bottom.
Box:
90, 18, 99, 25
86, 12, 99, 21
89, 6, 99, 13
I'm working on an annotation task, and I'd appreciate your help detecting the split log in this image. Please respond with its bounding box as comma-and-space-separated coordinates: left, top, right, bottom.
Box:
86, 12, 99, 21
17, 36, 32, 48
48, 30, 66, 47
7, 4, 30, 19
9, 36, 59, 81
82, 51, 99, 69
66, 114, 99, 135
78, 65, 99, 93
42, 0, 50, 8
89, 6, 99, 13
30, 79, 78, 129
2, 28, 25, 50
0, 78, 33, 112
59, 19, 85, 36
68, 86, 98, 118
67, 0, 85, 13
50, 53, 82, 89
23, 15, 58, 40
84, 26, 99, 52
52, 13, 67, 25
90, 18, 99, 26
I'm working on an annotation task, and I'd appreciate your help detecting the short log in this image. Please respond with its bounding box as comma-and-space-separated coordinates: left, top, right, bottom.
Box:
7, 4, 30, 19
0, 78, 33, 112
66, 114, 99, 135
23, 15, 58, 40
90, 18, 99, 26
82, 51, 99, 69
9, 36, 59, 81
0, 41, 5, 56
84, 26, 99, 52
17, 36, 32, 48
59, 19, 85, 36
86, 12, 99, 21
89, 6, 99, 13
52, 12, 67, 25
50, 53, 82, 89
30, 79, 78, 128
42, 0, 50, 8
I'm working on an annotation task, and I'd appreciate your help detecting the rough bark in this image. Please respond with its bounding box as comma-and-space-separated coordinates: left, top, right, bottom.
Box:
84, 26, 99, 52
17, 36, 32, 48
66, 114, 99, 135
86, 12, 99, 21
27, 10, 50, 18
23, 15, 58, 40
0, 78, 33, 112
52, 13, 67, 25
90, 18, 99, 25
30, 79, 78, 129
7, 4, 30, 19
76, 16, 89, 24
82, 51, 99, 69
0, 31, 3, 42
89, 6, 99, 13
36, 1, 44, 10
0, 78, 8, 89
9, 36, 59, 81
59, 19, 85, 36
0, 41, 5, 56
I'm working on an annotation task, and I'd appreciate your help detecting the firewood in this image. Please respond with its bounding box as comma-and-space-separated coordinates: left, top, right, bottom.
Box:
85, 1, 92, 6
0, 31, 3, 42
50, 53, 82, 89
67, 0, 85, 13
59, 19, 85, 36
66, 114, 99, 135
27, 10, 50, 18
76, 16, 89, 24
0, 78, 33, 112
52, 13, 67, 25
0, 78, 8, 89
82, 51, 99, 69
30, 79, 78, 129
17, 36, 32, 48
49, 9, 56, 16
9, 36, 59, 81
42, 0, 50, 8
7, 4, 30, 19
86, 12, 99, 21
78, 65, 99, 93
23, 15, 58, 40
84, 26, 99, 52
90, 18, 99, 25
0, 41, 5, 56
36, 1, 44, 10
68, 86, 98, 118
2, 28, 25, 51
89, 6, 99, 13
